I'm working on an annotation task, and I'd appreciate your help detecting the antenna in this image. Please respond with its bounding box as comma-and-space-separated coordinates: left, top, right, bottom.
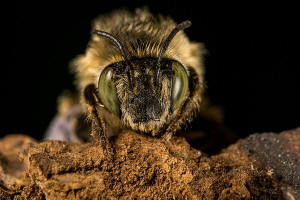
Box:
156, 21, 192, 83
92, 30, 133, 88
92, 30, 128, 61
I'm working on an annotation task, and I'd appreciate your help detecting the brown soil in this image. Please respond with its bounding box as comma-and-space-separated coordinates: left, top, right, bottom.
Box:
1, 128, 300, 200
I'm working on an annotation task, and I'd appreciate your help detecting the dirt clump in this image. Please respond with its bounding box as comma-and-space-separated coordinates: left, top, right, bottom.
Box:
1, 128, 299, 199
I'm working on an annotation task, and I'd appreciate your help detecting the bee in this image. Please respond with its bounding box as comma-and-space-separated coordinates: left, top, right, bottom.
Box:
45, 8, 205, 153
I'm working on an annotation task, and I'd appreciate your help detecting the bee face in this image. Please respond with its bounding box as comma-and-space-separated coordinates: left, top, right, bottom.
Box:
71, 8, 206, 139
97, 57, 189, 136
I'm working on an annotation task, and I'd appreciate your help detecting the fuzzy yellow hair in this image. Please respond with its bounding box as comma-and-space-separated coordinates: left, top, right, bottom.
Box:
71, 8, 205, 94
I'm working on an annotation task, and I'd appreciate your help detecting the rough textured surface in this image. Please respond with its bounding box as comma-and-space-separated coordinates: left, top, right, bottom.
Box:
0, 128, 299, 199
0, 135, 35, 189
241, 128, 300, 200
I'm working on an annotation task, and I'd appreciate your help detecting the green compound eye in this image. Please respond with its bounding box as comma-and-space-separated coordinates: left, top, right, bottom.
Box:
98, 67, 120, 116
171, 62, 189, 111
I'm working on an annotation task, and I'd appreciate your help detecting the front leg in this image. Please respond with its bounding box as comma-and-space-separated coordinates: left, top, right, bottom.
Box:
84, 84, 114, 158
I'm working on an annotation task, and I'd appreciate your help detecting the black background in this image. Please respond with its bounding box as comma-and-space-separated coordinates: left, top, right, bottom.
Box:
2, 2, 299, 140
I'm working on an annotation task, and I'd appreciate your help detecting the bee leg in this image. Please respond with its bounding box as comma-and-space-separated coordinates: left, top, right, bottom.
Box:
162, 121, 180, 143
162, 131, 173, 142
163, 101, 186, 142
84, 84, 114, 159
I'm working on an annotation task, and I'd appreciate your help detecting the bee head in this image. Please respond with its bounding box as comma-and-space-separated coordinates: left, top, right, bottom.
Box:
84, 21, 193, 136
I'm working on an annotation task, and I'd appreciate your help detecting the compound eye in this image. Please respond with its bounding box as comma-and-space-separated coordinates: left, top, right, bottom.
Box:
98, 67, 120, 116
171, 62, 189, 110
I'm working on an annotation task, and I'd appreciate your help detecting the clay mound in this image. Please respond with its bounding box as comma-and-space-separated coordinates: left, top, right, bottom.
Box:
1, 128, 300, 199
